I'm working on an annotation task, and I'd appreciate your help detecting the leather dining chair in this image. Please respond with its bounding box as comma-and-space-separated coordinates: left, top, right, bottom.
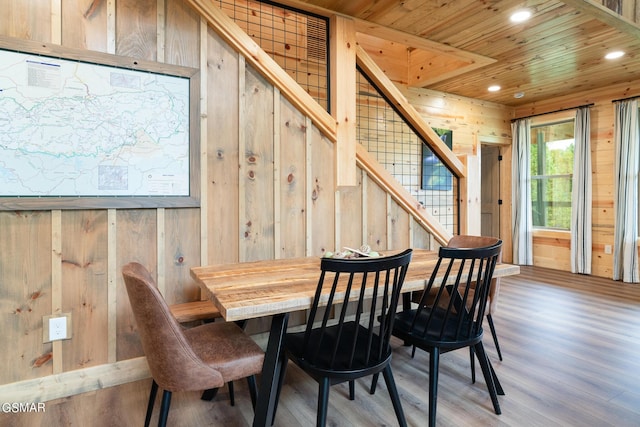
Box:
274, 249, 413, 427
392, 239, 504, 426
122, 262, 264, 427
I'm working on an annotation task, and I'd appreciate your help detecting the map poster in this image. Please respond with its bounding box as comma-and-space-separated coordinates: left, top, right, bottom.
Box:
0, 47, 191, 198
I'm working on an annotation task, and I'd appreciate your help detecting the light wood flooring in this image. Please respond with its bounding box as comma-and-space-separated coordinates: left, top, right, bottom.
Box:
140, 266, 640, 426
10, 266, 640, 426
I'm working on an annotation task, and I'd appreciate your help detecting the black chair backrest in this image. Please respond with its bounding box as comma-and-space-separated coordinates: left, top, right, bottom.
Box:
300, 249, 413, 371
410, 240, 502, 347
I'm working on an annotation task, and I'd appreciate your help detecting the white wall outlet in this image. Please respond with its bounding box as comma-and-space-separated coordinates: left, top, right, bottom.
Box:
43, 313, 72, 343
50, 317, 67, 340
604, 245, 612, 255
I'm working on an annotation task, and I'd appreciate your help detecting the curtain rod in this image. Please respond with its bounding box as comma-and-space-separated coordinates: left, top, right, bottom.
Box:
511, 103, 594, 122
612, 95, 640, 103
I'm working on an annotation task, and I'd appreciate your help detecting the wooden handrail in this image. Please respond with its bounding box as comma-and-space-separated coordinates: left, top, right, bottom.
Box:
356, 45, 466, 179
356, 145, 451, 245
185, 0, 337, 142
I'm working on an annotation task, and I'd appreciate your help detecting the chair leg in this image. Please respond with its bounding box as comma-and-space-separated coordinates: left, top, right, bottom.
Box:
145, 380, 158, 427
488, 357, 505, 395
487, 314, 503, 361
271, 353, 289, 426
369, 373, 379, 394
247, 375, 258, 409
428, 348, 440, 427
469, 347, 476, 383
201, 382, 236, 406
200, 388, 218, 401
158, 390, 172, 427
382, 365, 408, 427
473, 342, 502, 414
349, 380, 355, 400
317, 377, 330, 427
228, 381, 235, 406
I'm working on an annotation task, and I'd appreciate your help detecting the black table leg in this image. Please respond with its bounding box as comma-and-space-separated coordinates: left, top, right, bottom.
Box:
252, 312, 289, 427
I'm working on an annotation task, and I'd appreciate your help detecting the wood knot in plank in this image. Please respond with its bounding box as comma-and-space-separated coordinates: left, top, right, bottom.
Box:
83, 0, 102, 19
32, 353, 53, 368
311, 182, 321, 201
62, 259, 91, 268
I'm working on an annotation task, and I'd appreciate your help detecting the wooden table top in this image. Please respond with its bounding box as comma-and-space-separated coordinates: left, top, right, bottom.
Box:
190, 249, 521, 322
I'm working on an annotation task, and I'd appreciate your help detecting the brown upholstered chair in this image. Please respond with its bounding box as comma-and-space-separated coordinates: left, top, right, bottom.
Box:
122, 262, 264, 427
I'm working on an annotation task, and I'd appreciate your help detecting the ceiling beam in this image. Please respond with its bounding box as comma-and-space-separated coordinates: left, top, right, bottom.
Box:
561, 0, 640, 39
274, 0, 495, 74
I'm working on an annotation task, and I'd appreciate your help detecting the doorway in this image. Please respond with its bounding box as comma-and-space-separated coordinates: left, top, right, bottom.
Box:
481, 145, 500, 238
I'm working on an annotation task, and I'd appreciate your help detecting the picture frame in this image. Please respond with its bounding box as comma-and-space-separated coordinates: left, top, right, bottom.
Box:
421, 128, 453, 191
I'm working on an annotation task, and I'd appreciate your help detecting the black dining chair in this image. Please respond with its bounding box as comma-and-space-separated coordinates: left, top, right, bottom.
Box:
407, 235, 504, 383
381, 240, 504, 426
274, 249, 413, 427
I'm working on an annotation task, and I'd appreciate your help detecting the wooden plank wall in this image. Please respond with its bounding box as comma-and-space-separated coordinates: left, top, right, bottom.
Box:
0, 1, 479, 423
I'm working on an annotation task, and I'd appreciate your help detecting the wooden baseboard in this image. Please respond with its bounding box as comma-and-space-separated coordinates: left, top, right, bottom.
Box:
0, 357, 150, 403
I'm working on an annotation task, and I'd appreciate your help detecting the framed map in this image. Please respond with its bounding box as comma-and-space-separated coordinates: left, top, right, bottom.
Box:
0, 37, 199, 210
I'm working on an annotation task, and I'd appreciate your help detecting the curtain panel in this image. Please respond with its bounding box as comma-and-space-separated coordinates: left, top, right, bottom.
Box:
571, 107, 592, 274
511, 118, 533, 265
613, 99, 640, 283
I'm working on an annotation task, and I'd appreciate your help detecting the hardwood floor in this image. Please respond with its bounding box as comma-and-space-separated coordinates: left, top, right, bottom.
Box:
148, 266, 640, 426
7, 266, 639, 426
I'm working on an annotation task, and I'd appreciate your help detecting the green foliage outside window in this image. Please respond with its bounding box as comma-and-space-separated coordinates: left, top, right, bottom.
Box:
530, 120, 575, 229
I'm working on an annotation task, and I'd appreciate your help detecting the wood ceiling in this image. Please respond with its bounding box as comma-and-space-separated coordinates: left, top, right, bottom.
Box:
283, 0, 640, 106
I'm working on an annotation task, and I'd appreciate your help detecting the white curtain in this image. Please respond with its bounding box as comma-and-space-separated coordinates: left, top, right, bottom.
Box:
571, 107, 592, 274
511, 118, 533, 265
613, 99, 640, 282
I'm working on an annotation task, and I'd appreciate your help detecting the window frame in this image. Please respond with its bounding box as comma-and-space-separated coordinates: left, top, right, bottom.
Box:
530, 116, 575, 231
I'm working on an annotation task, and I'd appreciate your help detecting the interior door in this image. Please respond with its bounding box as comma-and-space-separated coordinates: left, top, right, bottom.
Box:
481, 145, 500, 238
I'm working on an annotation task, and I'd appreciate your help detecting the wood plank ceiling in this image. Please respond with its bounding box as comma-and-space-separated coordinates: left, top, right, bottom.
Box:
283, 0, 640, 106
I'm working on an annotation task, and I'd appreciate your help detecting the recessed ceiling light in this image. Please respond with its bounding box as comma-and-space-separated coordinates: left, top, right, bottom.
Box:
605, 51, 625, 60
510, 10, 532, 23
514, 92, 525, 99
488, 85, 501, 92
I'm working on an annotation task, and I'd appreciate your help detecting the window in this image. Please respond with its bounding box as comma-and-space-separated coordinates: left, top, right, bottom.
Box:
530, 120, 574, 229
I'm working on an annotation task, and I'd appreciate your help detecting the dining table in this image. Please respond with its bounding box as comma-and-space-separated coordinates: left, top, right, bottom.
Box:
190, 248, 520, 427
